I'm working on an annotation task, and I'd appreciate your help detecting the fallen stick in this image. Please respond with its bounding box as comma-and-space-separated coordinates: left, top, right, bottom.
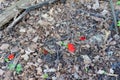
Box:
0, 0, 33, 30
109, 0, 119, 34
5, 0, 63, 32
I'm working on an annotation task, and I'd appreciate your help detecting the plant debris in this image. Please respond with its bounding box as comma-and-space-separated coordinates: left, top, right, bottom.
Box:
0, 0, 120, 80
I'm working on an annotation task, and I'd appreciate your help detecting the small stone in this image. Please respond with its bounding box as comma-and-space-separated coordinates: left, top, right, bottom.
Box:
0, 69, 4, 75
0, 43, 10, 50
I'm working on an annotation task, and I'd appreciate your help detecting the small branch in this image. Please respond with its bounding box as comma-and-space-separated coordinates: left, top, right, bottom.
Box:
109, 0, 119, 34
0, 0, 33, 29
6, 0, 59, 32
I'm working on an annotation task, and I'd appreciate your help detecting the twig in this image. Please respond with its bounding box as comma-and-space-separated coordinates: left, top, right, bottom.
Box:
5, 0, 59, 32
109, 0, 119, 34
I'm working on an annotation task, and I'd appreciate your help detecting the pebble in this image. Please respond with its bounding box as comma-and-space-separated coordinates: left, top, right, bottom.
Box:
0, 43, 10, 50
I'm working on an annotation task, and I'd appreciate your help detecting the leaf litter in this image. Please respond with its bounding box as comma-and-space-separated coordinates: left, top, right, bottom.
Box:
0, 0, 120, 80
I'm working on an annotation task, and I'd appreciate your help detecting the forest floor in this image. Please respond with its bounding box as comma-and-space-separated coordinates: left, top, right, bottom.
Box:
0, 0, 120, 80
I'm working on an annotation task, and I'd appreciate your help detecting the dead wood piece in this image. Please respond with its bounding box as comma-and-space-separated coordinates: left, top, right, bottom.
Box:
0, 0, 33, 29
5, 0, 60, 32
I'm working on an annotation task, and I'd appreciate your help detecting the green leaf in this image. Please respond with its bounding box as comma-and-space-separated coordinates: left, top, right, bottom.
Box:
61, 41, 68, 48
85, 67, 88, 72
116, 1, 120, 5
5, 58, 10, 62
16, 64, 22, 73
117, 21, 120, 26
42, 73, 49, 79
8, 64, 15, 70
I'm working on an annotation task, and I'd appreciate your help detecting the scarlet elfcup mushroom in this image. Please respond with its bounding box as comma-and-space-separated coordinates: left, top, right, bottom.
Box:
8, 54, 14, 60
43, 49, 48, 55
80, 36, 86, 41
67, 43, 76, 53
